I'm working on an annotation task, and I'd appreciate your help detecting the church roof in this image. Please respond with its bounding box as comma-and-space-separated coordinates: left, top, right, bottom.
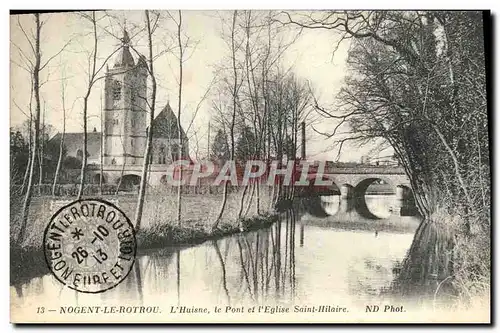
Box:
152, 102, 188, 140
113, 29, 135, 68
114, 47, 135, 68
137, 54, 147, 68
49, 131, 102, 158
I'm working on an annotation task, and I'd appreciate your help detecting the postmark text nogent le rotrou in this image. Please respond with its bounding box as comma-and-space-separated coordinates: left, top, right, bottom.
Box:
43, 198, 137, 293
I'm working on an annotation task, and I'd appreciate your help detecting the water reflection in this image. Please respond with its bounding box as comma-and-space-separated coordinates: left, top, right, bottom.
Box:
320, 194, 396, 218
204, 210, 298, 305
11, 202, 416, 310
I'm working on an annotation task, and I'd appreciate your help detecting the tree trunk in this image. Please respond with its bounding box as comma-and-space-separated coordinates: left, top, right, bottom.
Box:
99, 92, 104, 195
21, 147, 31, 195
18, 13, 41, 244
38, 102, 45, 188
77, 12, 98, 200
237, 184, 249, 220
212, 11, 238, 231
176, 10, 183, 226
77, 96, 89, 199
21, 83, 34, 194
244, 181, 256, 217
115, 156, 126, 195
432, 124, 473, 209
52, 80, 66, 197
134, 10, 156, 232
52, 124, 64, 196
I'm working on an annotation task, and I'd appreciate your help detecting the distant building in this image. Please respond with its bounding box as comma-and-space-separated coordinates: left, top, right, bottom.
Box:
360, 156, 371, 165
50, 130, 102, 165
49, 29, 189, 185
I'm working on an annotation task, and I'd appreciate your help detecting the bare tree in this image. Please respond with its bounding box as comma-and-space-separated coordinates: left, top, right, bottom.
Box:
134, 10, 160, 232
77, 11, 121, 199
51, 68, 67, 196
99, 90, 104, 195
176, 10, 184, 226
11, 13, 72, 201
238, 11, 305, 210
11, 80, 34, 195
169, 10, 185, 226
37, 101, 46, 187
283, 10, 489, 298
114, 137, 128, 195
16, 13, 41, 243
212, 11, 244, 230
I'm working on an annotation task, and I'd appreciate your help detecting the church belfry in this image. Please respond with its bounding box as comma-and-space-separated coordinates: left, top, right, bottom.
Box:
103, 29, 148, 165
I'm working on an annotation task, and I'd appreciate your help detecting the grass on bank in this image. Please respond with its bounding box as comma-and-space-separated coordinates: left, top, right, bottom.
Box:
136, 213, 278, 250
10, 186, 277, 283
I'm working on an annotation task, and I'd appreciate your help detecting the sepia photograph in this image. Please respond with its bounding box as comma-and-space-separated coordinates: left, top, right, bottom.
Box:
9, 9, 491, 323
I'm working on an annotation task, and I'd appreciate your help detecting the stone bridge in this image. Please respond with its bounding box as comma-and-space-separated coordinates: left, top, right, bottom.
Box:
321, 166, 410, 187
88, 163, 418, 218
303, 166, 418, 218
87, 164, 170, 186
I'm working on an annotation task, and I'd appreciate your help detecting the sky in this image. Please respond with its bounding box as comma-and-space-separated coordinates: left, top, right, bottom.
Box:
10, 10, 391, 162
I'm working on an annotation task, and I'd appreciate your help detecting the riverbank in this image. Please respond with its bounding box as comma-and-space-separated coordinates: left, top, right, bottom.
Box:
10, 212, 279, 286
10, 187, 277, 285
136, 213, 278, 250
10, 188, 405, 285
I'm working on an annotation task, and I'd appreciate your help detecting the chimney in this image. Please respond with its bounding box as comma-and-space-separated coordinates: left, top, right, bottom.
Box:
301, 121, 306, 159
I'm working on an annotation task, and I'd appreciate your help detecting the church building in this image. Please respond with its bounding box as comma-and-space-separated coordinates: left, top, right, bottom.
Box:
49, 29, 189, 186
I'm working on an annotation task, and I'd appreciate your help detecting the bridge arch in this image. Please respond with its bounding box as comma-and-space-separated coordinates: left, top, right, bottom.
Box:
301, 175, 341, 217
352, 177, 416, 219
116, 174, 141, 191
298, 167, 417, 219
352, 177, 395, 219
305, 174, 340, 195
353, 177, 396, 193
92, 173, 107, 184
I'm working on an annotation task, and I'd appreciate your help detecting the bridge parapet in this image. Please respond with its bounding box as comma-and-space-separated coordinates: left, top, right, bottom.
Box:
88, 164, 191, 173
324, 166, 406, 175
89, 162, 405, 175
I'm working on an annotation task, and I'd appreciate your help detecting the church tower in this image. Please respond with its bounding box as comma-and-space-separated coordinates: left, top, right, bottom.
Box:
103, 29, 148, 165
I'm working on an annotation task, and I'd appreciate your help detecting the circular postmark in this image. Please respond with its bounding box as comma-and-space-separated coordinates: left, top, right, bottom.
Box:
43, 198, 137, 293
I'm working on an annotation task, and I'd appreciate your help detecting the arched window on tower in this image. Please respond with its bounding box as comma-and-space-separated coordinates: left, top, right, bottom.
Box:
113, 80, 122, 100
171, 144, 180, 162
159, 145, 166, 164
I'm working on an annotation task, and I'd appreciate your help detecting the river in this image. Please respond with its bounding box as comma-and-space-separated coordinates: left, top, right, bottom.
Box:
11, 195, 427, 322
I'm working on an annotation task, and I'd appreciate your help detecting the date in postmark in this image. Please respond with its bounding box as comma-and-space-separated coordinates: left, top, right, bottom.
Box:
43, 198, 137, 293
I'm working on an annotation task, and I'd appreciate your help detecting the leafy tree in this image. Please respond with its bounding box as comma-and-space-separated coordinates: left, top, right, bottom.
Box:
211, 129, 230, 161
10, 130, 29, 185
10, 127, 62, 185
284, 135, 297, 159
235, 125, 257, 161
63, 156, 82, 170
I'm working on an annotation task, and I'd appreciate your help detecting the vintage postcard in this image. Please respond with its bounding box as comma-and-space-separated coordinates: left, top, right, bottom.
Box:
9, 10, 491, 323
